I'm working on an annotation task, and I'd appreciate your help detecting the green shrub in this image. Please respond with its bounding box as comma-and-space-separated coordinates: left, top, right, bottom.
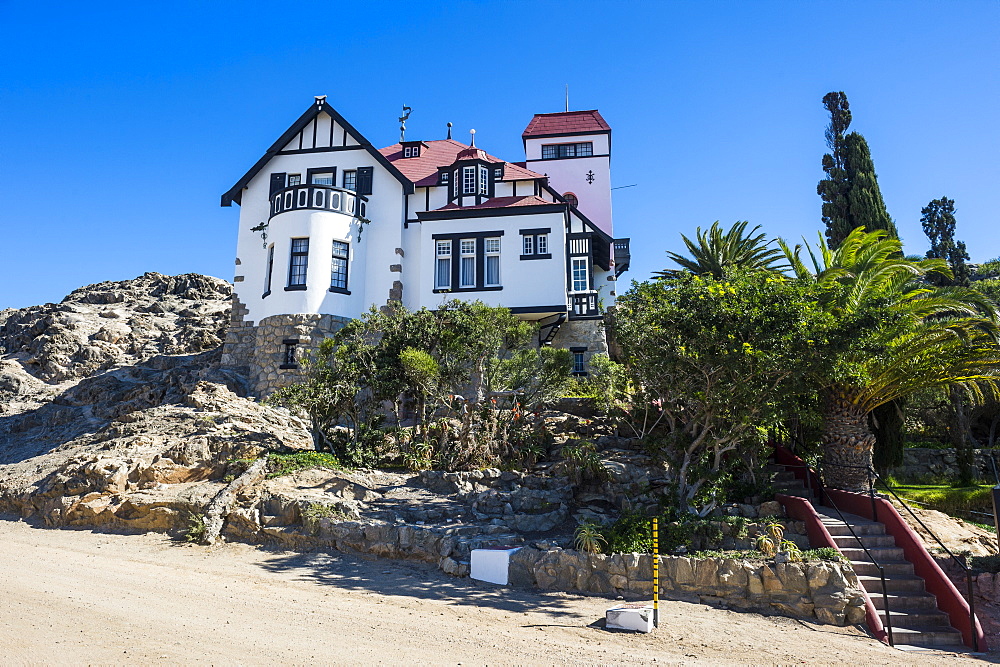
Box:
971, 554, 1000, 573
301, 503, 348, 535
574, 521, 607, 554
888, 482, 994, 515
603, 510, 654, 554
267, 451, 343, 478
803, 547, 846, 562
184, 512, 207, 543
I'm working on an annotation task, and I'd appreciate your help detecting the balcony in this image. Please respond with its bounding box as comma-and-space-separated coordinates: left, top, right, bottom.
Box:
613, 238, 630, 277
269, 184, 368, 221
570, 291, 601, 319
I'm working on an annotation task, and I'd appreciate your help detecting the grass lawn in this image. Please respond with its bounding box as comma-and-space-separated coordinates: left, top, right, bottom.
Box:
887, 480, 996, 517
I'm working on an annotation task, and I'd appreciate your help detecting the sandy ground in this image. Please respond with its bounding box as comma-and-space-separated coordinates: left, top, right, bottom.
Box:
0, 516, 988, 666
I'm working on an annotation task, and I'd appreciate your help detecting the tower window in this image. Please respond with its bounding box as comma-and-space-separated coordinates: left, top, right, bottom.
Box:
264, 244, 275, 296
287, 174, 302, 186
330, 240, 349, 291
571, 348, 587, 376
564, 192, 579, 207
343, 170, 357, 191
479, 166, 488, 194
287, 238, 309, 288
280, 339, 300, 370
541, 142, 593, 159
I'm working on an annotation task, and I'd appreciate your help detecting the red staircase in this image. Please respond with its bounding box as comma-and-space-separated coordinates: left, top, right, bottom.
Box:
772, 446, 987, 652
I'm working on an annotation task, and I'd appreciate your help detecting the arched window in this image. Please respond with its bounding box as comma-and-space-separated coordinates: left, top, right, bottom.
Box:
564, 192, 579, 207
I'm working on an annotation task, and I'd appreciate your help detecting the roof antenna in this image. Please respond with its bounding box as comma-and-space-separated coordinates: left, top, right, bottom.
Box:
469, 129, 476, 147
565, 84, 569, 112
446, 122, 453, 140
398, 105, 412, 142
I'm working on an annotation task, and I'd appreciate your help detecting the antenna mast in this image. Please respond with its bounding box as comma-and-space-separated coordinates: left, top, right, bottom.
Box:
565, 84, 569, 112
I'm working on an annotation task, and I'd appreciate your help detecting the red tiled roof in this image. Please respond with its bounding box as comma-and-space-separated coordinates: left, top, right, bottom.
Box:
434, 195, 557, 212
522, 110, 610, 138
378, 139, 543, 187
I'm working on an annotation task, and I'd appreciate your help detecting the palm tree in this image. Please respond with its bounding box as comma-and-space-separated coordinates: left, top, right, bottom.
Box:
781, 227, 1000, 491
655, 220, 785, 279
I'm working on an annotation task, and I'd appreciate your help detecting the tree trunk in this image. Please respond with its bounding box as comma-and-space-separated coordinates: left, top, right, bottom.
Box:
871, 398, 905, 475
202, 458, 268, 545
949, 386, 976, 486
821, 388, 875, 492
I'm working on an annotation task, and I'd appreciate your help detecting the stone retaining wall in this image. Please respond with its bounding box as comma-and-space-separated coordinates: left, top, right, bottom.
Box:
893, 448, 1000, 481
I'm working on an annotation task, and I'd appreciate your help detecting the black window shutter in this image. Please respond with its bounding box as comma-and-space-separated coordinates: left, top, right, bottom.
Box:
270, 173, 286, 196
356, 167, 374, 195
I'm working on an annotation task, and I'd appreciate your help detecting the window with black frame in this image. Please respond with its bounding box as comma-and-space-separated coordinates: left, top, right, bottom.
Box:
330, 240, 349, 291
287, 238, 309, 288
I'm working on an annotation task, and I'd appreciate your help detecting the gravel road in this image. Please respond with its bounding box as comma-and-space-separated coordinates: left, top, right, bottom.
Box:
0, 516, 982, 665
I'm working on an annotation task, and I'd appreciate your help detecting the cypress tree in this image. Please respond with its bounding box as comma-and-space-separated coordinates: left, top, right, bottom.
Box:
818, 92, 898, 247
921, 196, 970, 287
843, 132, 898, 239
818, 92, 853, 248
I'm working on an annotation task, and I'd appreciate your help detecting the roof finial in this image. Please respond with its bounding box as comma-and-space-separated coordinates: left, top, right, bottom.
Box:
446, 122, 453, 140
470, 129, 476, 147
565, 84, 569, 112
315, 95, 327, 107
398, 105, 412, 142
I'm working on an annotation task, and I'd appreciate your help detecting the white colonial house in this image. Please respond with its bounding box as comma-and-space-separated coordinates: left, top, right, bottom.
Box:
219, 96, 630, 396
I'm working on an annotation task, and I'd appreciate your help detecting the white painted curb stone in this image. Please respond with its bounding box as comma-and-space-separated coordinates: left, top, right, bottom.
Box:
606, 604, 655, 633
470, 547, 521, 585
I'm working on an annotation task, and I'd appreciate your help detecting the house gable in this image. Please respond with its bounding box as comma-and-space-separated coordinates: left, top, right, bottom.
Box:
221, 97, 414, 207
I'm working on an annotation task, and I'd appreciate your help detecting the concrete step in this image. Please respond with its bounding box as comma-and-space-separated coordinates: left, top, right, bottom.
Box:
839, 546, 905, 562
852, 560, 914, 577
878, 609, 953, 628
776, 488, 815, 500
771, 471, 798, 483
819, 521, 886, 536
830, 533, 898, 549
858, 574, 926, 594
869, 592, 940, 611
887, 625, 964, 647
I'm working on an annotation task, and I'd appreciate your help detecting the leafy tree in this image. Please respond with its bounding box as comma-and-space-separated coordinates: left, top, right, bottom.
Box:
615, 270, 824, 515
269, 300, 572, 470
654, 220, 785, 279
818, 92, 898, 247
781, 227, 1000, 490
921, 196, 970, 287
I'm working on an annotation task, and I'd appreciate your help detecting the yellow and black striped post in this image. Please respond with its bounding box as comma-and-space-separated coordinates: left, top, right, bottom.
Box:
651, 517, 659, 628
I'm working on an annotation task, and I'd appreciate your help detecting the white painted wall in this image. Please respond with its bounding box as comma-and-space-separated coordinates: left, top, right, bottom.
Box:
524, 133, 613, 236
414, 211, 569, 313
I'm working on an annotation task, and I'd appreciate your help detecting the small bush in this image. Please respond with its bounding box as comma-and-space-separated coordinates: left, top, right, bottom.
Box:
604, 510, 654, 554
301, 503, 348, 535
803, 547, 846, 562
888, 482, 994, 515
184, 512, 207, 543
574, 521, 607, 554
267, 451, 342, 478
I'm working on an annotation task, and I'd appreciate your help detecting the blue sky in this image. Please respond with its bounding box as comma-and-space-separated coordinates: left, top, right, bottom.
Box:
1, 1, 997, 309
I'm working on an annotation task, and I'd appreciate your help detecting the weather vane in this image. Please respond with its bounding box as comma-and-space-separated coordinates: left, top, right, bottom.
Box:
399, 105, 412, 142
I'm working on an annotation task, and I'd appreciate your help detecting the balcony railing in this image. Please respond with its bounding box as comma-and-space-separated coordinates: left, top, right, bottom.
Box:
613, 238, 631, 277
269, 184, 368, 221
570, 291, 601, 319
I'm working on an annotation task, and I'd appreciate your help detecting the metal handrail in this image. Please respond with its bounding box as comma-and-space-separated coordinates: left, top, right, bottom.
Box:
778, 461, 894, 646
868, 466, 980, 652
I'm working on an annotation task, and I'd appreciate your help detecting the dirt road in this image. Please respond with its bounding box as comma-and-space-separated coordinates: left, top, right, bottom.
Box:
0, 516, 982, 665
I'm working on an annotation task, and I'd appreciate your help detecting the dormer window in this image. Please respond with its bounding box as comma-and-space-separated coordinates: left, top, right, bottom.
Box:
440, 172, 449, 184
403, 145, 420, 158
494, 167, 503, 179
479, 166, 488, 195
462, 166, 476, 194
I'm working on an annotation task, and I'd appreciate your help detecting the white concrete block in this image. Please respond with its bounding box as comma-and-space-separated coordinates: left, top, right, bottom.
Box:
470, 547, 521, 585
606, 604, 655, 633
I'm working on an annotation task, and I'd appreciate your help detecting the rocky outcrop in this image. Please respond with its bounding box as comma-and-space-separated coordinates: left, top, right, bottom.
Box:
0, 272, 231, 383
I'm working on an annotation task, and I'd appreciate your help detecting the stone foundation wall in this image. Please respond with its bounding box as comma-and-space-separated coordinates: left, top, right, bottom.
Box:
893, 447, 1000, 481
549, 319, 608, 370
220, 295, 349, 399
509, 549, 868, 626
